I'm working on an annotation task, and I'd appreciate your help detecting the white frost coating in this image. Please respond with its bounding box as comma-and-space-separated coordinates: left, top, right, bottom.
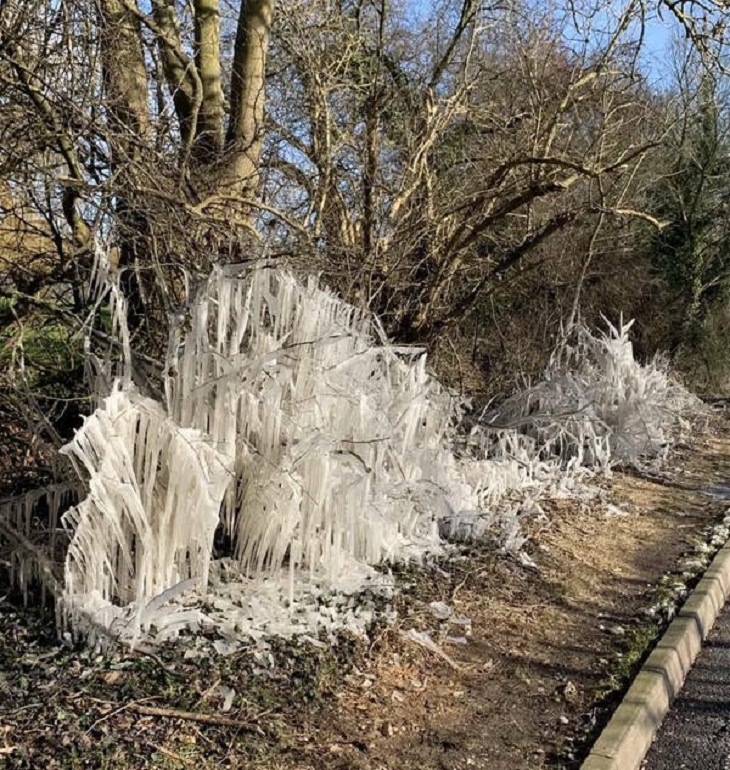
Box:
60, 385, 232, 635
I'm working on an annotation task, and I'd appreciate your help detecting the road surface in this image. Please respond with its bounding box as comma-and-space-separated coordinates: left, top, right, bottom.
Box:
643, 599, 730, 769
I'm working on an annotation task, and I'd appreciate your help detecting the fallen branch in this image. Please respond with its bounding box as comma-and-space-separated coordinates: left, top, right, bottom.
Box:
130, 704, 262, 730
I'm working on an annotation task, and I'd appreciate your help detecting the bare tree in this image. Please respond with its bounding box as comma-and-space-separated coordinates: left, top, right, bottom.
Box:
0, 0, 276, 333
262, 0, 676, 344
0, 0, 726, 350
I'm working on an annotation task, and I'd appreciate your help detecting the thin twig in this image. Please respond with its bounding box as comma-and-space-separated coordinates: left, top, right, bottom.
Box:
150, 744, 192, 766
128, 646, 186, 679
451, 566, 485, 604
85, 698, 156, 734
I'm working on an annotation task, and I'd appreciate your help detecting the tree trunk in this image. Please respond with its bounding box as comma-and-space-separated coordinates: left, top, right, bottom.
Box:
225, 0, 274, 199
90, 0, 275, 334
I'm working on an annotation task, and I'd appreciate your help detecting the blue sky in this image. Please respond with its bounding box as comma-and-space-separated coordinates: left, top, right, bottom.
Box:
406, 0, 683, 87
639, 13, 678, 85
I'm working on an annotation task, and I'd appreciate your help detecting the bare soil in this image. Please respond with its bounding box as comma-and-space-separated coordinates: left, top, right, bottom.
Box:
1, 412, 729, 770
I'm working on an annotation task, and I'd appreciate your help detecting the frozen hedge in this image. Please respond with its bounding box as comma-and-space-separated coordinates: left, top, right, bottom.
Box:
1, 263, 699, 648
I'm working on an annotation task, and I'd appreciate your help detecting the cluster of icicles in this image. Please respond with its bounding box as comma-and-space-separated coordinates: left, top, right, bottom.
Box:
57, 264, 536, 644
480, 317, 698, 468
0, 262, 696, 648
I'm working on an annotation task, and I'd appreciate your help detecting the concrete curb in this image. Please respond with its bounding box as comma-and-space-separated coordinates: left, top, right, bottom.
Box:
581, 540, 730, 770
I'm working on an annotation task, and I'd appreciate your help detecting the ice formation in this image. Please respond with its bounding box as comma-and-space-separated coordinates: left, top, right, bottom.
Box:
58, 265, 500, 644
60, 386, 232, 634
480, 318, 699, 468
0, 482, 82, 604
165, 266, 466, 578
1, 262, 697, 649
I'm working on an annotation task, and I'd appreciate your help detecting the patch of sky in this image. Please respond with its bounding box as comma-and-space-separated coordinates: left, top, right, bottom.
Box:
407, 0, 681, 88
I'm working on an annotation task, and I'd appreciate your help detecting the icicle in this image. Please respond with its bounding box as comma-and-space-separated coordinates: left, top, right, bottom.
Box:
0, 482, 82, 602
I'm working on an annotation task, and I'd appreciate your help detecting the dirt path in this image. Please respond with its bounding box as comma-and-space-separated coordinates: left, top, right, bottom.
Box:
1, 413, 729, 770
294, 415, 730, 770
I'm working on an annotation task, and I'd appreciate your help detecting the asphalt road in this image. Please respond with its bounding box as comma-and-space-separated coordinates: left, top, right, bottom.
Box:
643, 601, 730, 770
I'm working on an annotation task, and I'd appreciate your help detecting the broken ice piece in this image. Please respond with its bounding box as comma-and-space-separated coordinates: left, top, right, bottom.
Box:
402, 629, 460, 669
449, 615, 472, 632
212, 639, 241, 656
218, 685, 236, 712
429, 601, 452, 621
519, 551, 538, 569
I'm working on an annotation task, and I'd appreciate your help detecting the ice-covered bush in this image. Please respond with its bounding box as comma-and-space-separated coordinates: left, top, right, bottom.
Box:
480, 317, 699, 467
59, 265, 535, 643
164, 266, 461, 578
